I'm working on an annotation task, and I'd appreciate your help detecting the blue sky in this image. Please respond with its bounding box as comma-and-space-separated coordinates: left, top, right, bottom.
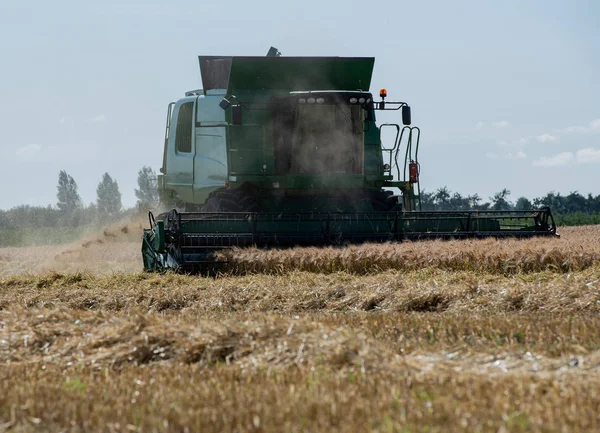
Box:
1, 0, 599, 209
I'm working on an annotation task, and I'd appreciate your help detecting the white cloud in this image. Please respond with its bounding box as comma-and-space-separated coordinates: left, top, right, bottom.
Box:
561, 125, 588, 134
560, 119, 600, 134
533, 147, 600, 167
89, 114, 107, 123
504, 151, 527, 160
536, 133, 558, 143
14, 144, 60, 163
487, 149, 526, 160
576, 148, 600, 164
15, 144, 41, 157
496, 138, 529, 148
92, 4, 180, 18
532, 152, 574, 167
476, 120, 510, 130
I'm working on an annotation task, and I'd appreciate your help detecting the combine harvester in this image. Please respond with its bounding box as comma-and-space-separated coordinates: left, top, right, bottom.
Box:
142, 48, 557, 273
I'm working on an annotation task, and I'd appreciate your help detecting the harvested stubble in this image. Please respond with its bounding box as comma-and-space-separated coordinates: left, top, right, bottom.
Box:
2, 361, 599, 433
3, 307, 600, 368
2, 268, 600, 315
1, 307, 600, 432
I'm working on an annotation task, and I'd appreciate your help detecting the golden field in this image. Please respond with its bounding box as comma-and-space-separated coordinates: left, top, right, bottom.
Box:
1, 224, 600, 432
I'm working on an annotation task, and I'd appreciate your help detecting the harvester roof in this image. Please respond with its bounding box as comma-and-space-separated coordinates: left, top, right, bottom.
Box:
198, 56, 375, 94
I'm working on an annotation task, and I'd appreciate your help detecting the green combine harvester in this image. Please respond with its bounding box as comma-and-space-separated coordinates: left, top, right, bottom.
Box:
142, 47, 557, 273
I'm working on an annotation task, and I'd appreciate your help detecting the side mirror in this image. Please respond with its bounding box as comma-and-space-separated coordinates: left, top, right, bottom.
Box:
402, 105, 412, 126
231, 105, 243, 125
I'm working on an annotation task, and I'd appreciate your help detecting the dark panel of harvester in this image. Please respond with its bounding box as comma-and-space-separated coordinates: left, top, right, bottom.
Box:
199, 56, 375, 92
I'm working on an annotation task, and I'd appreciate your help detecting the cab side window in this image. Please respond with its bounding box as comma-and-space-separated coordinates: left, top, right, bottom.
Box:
175, 102, 194, 153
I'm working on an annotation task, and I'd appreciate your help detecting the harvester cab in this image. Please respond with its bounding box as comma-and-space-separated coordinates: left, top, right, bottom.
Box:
158, 55, 418, 213
143, 49, 557, 273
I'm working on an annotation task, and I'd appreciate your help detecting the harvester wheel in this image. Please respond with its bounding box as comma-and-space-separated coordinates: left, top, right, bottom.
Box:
203, 196, 242, 212
220, 198, 243, 212
371, 200, 389, 211
213, 190, 239, 202
201, 196, 221, 212
233, 184, 261, 212
244, 203, 260, 212
200, 187, 261, 213
371, 189, 398, 211
238, 195, 260, 210
385, 195, 400, 209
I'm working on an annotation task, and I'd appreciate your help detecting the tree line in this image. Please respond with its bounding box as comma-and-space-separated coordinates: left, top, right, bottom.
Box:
2, 172, 600, 231
0, 167, 158, 230
420, 187, 600, 213
420, 187, 600, 225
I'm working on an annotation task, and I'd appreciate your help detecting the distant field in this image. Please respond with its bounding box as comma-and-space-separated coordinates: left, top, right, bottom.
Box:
1, 225, 599, 432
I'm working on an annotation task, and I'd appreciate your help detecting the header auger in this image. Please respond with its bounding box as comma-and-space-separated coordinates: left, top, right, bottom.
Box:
142, 48, 557, 273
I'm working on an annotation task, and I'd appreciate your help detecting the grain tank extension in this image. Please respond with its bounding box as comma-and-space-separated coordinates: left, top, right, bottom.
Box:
142, 48, 556, 273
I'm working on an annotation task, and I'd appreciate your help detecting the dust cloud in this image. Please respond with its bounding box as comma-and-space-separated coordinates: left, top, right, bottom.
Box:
0, 218, 144, 277
288, 104, 363, 175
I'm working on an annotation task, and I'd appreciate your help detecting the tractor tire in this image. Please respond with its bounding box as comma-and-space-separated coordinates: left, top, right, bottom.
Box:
371, 200, 388, 211
371, 189, 398, 211
213, 190, 239, 202
238, 195, 260, 212
385, 195, 400, 209
200, 185, 261, 213
200, 197, 222, 212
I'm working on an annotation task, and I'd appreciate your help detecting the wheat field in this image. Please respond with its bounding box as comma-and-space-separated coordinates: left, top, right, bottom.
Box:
1, 223, 600, 432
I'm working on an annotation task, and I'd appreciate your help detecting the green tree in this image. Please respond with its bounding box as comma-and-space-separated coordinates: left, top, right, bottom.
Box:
514, 196, 532, 210
534, 192, 570, 213
467, 193, 482, 209
449, 192, 473, 210
564, 191, 587, 213
134, 166, 159, 210
419, 190, 436, 210
56, 170, 82, 213
586, 193, 600, 213
490, 188, 512, 211
434, 186, 451, 209
96, 173, 122, 217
